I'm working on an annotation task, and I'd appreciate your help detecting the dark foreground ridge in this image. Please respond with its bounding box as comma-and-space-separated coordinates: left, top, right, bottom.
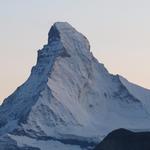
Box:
94, 128, 150, 150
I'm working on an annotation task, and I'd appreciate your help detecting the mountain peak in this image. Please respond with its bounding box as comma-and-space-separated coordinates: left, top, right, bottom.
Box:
0, 22, 150, 150
48, 22, 91, 56
53, 22, 75, 30
48, 22, 76, 43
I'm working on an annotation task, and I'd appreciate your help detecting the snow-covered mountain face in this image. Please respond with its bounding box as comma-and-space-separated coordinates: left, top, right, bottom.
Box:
0, 22, 150, 150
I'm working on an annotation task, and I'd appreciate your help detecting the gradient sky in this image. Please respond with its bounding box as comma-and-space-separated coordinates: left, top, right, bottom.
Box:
0, 0, 150, 102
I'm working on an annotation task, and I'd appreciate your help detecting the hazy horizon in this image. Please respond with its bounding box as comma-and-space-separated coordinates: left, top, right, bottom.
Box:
0, 0, 150, 102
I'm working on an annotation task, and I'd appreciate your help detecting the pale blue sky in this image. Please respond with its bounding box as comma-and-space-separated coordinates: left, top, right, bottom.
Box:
0, 0, 150, 102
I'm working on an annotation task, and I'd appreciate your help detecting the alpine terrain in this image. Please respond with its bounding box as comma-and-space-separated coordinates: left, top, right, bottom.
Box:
0, 22, 150, 150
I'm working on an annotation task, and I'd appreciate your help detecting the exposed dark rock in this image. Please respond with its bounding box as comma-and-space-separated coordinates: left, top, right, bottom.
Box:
48, 24, 60, 43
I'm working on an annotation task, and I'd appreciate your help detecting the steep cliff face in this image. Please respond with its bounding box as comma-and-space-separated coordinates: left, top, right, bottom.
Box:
0, 22, 150, 150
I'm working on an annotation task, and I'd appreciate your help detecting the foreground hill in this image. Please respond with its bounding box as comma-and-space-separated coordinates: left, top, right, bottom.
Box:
94, 129, 150, 150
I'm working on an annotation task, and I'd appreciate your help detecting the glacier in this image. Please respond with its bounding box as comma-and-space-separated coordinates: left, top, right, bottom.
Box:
0, 22, 150, 150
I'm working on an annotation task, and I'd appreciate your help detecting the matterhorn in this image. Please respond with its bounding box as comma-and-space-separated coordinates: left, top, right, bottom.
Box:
0, 22, 150, 150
